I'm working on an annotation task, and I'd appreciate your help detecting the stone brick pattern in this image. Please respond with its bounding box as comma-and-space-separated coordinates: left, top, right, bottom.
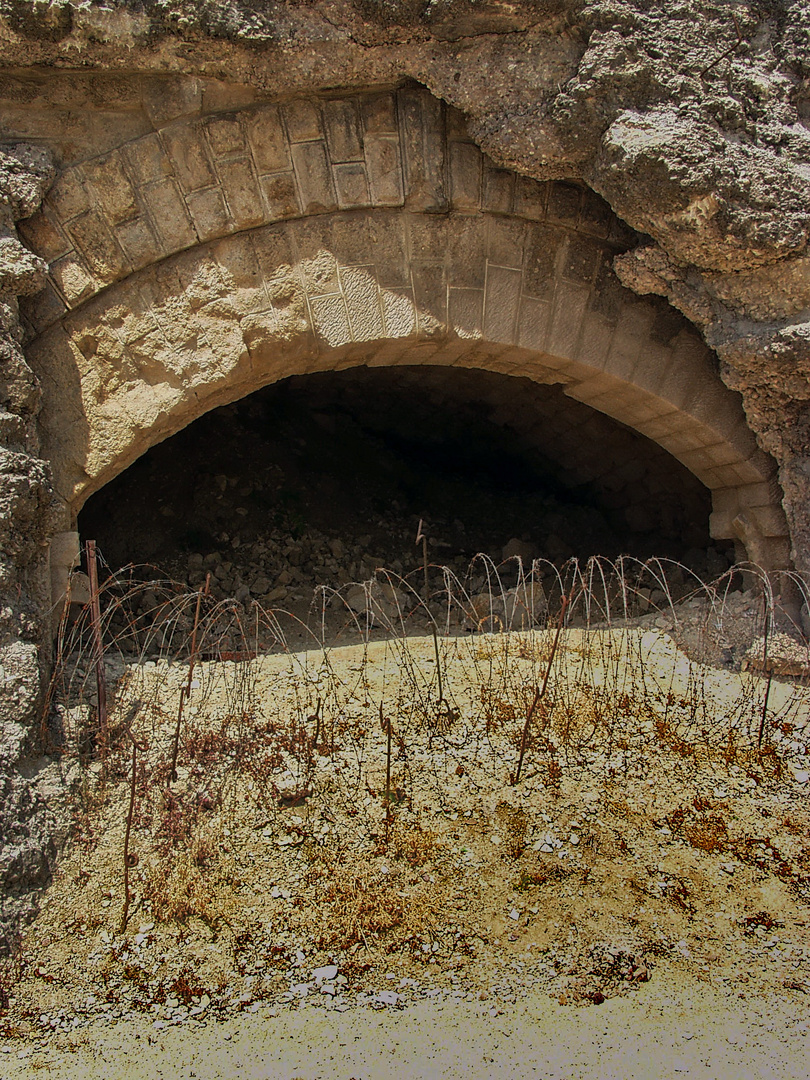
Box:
17, 89, 790, 567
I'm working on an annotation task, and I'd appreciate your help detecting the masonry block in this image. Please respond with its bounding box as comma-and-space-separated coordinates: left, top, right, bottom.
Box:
115, 216, 163, 271
22, 279, 67, 331
291, 141, 337, 214
757, 537, 792, 569
484, 265, 521, 344
563, 236, 603, 286
217, 158, 266, 229
83, 152, 138, 225
186, 187, 232, 242
517, 296, 551, 353
245, 107, 291, 173
124, 133, 175, 187
603, 329, 646, 384
514, 176, 548, 221
746, 505, 791, 540
67, 211, 128, 283
284, 99, 322, 143
381, 289, 417, 338
576, 311, 614, 369
547, 282, 589, 360
681, 378, 748, 441
659, 424, 716, 456
565, 372, 620, 405
47, 169, 91, 221
700, 462, 746, 492
678, 445, 730, 474
354, 217, 407, 289
49, 252, 96, 305
747, 447, 779, 481
483, 164, 514, 214
448, 287, 484, 339
632, 410, 686, 443
449, 141, 482, 210
334, 163, 371, 209
339, 265, 384, 342
144, 77, 202, 126
411, 264, 447, 328
361, 93, 398, 133
160, 125, 216, 193
398, 90, 447, 212
141, 180, 197, 251
299, 247, 340, 297
606, 390, 672, 425
365, 134, 404, 206
578, 189, 613, 239
206, 114, 247, 157
589, 259, 628, 322
407, 215, 448, 263
626, 340, 674, 393
324, 99, 363, 162
547, 181, 583, 227
523, 224, 563, 299
212, 234, 262, 290
310, 293, 351, 348
18, 210, 71, 263
487, 217, 526, 270
447, 217, 486, 289
260, 173, 300, 220
734, 480, 783, 509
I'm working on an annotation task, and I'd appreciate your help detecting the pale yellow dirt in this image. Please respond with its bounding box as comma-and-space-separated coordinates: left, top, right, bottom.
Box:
5, 628, 810, 1078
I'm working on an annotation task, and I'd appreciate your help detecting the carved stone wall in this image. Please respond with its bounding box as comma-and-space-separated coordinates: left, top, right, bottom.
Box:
14, 90, 788, 573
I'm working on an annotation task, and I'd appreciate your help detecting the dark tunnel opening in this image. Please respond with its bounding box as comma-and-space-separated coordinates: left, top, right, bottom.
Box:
78, 365, 733, 607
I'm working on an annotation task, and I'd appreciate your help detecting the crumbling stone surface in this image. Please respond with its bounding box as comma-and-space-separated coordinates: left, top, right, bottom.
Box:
0, 141, 62, 950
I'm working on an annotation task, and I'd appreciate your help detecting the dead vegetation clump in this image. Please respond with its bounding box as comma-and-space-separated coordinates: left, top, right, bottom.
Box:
142, 827, 239, 927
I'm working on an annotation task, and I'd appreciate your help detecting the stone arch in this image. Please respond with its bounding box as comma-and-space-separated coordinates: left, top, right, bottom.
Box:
17, 88, 790, 572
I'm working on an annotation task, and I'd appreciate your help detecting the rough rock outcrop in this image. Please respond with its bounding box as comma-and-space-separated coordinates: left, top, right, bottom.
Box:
0, 143, 64, 948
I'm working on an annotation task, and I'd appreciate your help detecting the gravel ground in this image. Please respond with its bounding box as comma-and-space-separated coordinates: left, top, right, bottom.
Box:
6, 971, 810, 1080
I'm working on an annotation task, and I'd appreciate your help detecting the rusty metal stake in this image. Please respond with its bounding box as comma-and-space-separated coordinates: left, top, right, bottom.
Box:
416, 519, 429, 603
381, 702, 393, 847
120, 735, 143, 934
86, 539, 108, 757
514, 587, 573, 784
757, 590, 773, 750
169, 572, 210, 785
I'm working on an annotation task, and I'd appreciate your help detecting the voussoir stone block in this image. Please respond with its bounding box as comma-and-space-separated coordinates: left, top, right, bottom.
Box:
160, 124, 216, 193
140, 179, 196, 251
217, 158, 265, 230
82, 152, 138, 225
205, 114, 247, 158
66, 211, 129, 284
291, 141, 337, 214
324, 99, 363, 163
245, 107, 291, 173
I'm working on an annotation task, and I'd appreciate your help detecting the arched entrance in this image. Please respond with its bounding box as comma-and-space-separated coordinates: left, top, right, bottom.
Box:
17, 89, 789, 601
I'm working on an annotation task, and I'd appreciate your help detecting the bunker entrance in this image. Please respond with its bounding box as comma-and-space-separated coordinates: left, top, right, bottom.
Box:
78, 366, 731, 607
